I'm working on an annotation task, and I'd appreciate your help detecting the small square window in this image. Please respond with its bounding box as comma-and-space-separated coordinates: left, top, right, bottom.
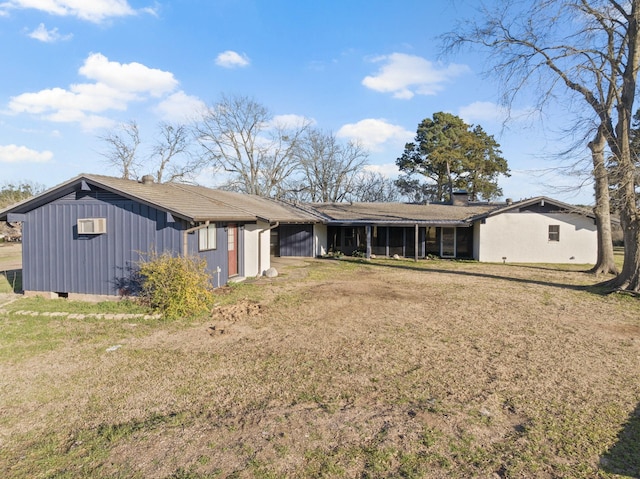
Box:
198, 224, 217, 251
548, 225, 560, 242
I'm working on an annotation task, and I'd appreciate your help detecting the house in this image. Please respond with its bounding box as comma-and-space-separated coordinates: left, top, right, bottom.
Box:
0, 174, 321, 299
473, 196, 598, 263
0, 174, 597, 299
309, 193, 597, 264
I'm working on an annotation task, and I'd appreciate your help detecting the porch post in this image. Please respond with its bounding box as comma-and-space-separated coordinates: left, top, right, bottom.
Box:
365, 225, 372, 259
414, 224, 419, 262
385, 227, 389, 257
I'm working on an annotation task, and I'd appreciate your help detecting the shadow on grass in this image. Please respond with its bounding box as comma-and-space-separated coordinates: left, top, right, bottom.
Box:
601, 402, 640, 478
0, 268, 22, 293
346, 258, 602, 293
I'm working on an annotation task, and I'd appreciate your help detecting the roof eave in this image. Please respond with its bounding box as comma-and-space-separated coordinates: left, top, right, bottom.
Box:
326, 219, 473, 227
483, 196, 596, 220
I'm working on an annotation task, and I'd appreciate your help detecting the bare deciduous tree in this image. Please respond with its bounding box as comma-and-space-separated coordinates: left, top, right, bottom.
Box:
195, 94, 311, 198
350, 171, 400, 202
99, 121, 200, 184
296, 129, 369, 202
99, 120, 141, 180
445, 0, 640, 287
151, 122, 202, 184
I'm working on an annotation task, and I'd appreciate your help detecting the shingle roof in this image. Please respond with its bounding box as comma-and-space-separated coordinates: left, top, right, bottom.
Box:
88, 174, 330, 223
84, 175, 257, 222
0, 174, 322, 224
0, 173, 596, 227
310, 201, 501, 225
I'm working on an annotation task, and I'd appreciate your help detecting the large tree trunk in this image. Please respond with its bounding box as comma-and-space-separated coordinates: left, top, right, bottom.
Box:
589, 127, 618, 275
603, 0, 640, 292
608, 154, 640, 290
613, 219, 640, 290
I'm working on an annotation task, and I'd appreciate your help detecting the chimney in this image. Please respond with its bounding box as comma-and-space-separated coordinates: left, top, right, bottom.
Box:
141, 175, 154, 185
451, 190, 469, 206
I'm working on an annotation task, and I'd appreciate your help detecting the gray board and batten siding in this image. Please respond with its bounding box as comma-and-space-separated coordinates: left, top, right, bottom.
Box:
19, 187, 232, 296
277, 224, 314, 257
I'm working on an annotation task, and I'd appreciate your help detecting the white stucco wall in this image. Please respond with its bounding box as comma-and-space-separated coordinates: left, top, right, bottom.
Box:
477, 212, 597, 264
243, 221, 272, 277
314, 223, 328, 257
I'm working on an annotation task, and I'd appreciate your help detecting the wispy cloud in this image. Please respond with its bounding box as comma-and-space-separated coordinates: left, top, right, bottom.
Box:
7, 53, 179, 130
0, 144, 53, 163
215, 50, 250, 69
0, 0, 145, 23
362, 53, 469, 99
458, 101, 536, 125
27, 23, 73, 42
337, 118, 413, 151
459, 102, 504, 123
363, 163, 401, 178
155, 91, 206, 122
270, 114, 314, 129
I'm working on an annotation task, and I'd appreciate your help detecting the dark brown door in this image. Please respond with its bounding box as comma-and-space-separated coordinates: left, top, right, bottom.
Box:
228, 225, 238, 276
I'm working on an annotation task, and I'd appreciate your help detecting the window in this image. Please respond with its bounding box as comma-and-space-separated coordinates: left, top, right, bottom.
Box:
548, 225, 560, 242
198, 224, 217, 251
77, 218, 106, 234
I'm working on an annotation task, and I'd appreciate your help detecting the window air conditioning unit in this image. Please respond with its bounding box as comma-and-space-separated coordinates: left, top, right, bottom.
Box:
78, 218, 107, 234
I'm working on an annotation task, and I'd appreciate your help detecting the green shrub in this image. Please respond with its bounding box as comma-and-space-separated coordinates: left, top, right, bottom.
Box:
138, 252, 214, 320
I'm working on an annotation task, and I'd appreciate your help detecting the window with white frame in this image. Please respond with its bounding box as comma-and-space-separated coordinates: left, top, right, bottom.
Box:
198, 224, 217, 251
548, 224, 560, 242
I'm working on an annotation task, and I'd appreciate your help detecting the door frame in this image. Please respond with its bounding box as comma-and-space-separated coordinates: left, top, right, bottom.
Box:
440, 227, 456, 258
227, 224, 238, 276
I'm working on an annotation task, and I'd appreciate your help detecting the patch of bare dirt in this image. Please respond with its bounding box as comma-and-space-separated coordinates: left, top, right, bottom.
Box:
209, 300, 264, 335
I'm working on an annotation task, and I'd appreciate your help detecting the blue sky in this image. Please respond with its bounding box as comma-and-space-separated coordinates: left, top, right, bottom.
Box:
0, 0, 595, 204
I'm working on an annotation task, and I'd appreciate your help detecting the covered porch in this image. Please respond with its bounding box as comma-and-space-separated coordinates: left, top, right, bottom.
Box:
327, 224, 474, 260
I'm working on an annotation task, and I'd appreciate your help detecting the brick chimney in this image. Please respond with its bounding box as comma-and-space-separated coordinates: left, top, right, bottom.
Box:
451, 190, 469, 206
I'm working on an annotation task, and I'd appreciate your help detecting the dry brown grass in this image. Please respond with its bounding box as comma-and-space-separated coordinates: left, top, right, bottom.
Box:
1, 257, 639, 478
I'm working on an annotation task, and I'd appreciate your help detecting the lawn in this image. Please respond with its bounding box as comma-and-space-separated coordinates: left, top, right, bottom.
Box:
0, 257, 639, 478
0, 243, 22, 293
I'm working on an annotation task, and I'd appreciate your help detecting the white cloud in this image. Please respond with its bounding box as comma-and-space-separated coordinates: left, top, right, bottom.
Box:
337, 118, 413, 151
362, 53, 469, 99
0, 144, 53, 163
363, 163, 401, 178
458, 101, 537, 125
215, 50, 250, 68
458, 101, 506, 124
28, 23, 72, 42
270, 114, 314, 129
44, 109, 115, 131
0, 0, 138, 23
79, 53, 178, 97
155, 91, 206, 121
457, 101, 536, 126
9, 84, 133, 115
7, 53, 179, 130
